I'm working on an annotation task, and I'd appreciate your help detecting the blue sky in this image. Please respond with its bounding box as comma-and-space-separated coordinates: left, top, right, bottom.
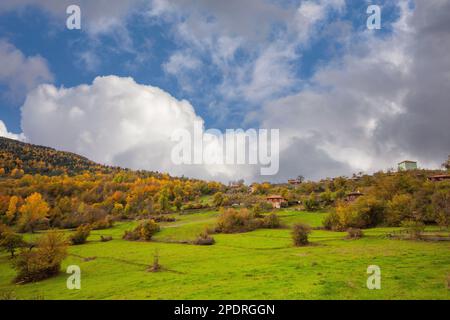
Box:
0, 0, 448, 182
0, 0, 400, 133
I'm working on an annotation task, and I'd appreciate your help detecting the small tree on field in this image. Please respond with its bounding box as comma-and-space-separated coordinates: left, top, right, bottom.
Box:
149, 249, 161, 272
0, 232, 25, 258
14, 231, 68, 283
69, 224, 91, 245
123, 220, 160, 241
292, 223, 311, 246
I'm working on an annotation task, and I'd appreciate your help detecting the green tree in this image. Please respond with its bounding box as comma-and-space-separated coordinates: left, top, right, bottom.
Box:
432, 189, 450, 229
386, 194, 413, 226
158, 192, 169, 213
0, 232, 25, 258
212, 192, 224, 207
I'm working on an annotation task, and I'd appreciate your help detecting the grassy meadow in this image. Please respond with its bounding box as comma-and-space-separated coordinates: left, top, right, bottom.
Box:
0, 210, 449, 300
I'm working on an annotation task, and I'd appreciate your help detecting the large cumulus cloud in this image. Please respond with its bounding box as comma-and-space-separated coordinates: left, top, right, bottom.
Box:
21, 75, 264, 182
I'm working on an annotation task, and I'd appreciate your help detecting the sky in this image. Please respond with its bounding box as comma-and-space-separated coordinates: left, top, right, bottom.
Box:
0, 0, 449, 183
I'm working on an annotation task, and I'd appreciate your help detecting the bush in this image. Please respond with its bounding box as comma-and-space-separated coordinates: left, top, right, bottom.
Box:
304, 194, 320, 211
123, 220, 160, 241
347, 228, 364, 239
292, 223, 311, 246
150, 215, 176, 223
193, 231, 215, 246
215, 208, 258, 233
324, 196, 385, 231
262, 213, 281, 229
14, 231, 68, 283
91, 216, 114, 230
323, 211, 340, 231
69, 224, 91, 245
100, 235, 113, 242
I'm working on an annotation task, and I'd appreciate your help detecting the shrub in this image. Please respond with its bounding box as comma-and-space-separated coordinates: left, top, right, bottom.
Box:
262, 213, 281, 229
150, 215, 176, 223
100, 235, 113, 242
323, 211, 340, 231
304, 194, 320, 211
123, 220, 160, 241
401, 220, 425, 240
215, 208, 258, 233
212, 192, 224, 207
292, 223, 311, 246
91, 216, 114, 230
347, 228, 364, 239
14, 231, 68, 283
324, 196, 385, 231
193, 231, 215, 246
69, 224, 91, 245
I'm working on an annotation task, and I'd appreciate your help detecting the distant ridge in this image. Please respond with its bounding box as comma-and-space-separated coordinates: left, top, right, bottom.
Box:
0, 136, 119, 176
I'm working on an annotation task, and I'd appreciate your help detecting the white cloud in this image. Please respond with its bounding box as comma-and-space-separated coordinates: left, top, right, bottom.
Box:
0, 0, 142, 36
148, 0, 347, 108
0, 40, 53, 102
0, 120, 24, 141
257, 0, 450, 179
20, 75, 265, 182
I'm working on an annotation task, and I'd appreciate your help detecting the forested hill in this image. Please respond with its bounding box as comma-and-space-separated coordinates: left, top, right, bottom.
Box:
0, 136, 121, 176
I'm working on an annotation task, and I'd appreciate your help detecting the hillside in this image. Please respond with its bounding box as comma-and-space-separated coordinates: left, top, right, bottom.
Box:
0, 137, 121, 176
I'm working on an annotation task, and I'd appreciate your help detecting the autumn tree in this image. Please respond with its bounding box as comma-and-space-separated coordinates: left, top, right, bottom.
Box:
157, 192, 169, 213
18, 193, 49, 233
212, 192, 224, 207
6, 196, 19, 223
0, 232, 25, 258
14, 231, 68, 283
432, 189, 450, 229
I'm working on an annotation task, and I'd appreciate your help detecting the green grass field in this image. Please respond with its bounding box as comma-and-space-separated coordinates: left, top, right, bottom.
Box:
0, 210, 449, 300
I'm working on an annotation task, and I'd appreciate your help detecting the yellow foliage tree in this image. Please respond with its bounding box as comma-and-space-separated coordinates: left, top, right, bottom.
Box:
6, 196, 19, 222
18, 193, 49, 233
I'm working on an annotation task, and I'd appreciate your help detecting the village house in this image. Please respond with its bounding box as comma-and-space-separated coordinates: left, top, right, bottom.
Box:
428, 174, 450, 182
345, 191, 364, 202
288, 179, 302, 185
266, 195, 285, 209
398, 160, 418, 171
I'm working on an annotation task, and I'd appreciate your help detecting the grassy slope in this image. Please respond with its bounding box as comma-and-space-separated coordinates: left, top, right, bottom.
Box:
0, 210, 449, 300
